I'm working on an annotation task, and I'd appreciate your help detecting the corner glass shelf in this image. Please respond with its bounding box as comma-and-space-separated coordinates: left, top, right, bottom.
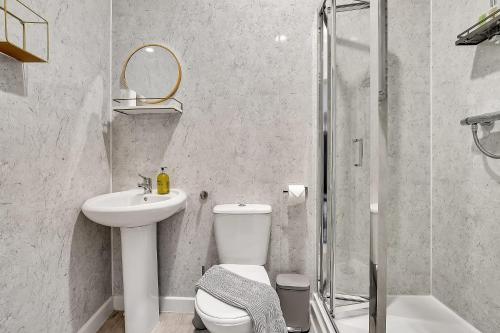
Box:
112, 97, 183, 115
456, 9, 500, 45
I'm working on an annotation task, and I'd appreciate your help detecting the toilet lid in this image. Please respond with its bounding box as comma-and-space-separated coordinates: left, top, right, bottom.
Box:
195, 264, 270, 320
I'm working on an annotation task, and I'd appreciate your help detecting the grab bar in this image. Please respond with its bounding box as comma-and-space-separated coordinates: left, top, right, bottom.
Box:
461, 111, 500, 159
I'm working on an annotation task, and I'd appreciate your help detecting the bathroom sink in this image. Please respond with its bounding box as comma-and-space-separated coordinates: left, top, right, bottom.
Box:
82, 187, 187, 333
82, 188, 187, 228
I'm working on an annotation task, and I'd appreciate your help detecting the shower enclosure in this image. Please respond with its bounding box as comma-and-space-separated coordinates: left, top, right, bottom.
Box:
315, 0, 387, 332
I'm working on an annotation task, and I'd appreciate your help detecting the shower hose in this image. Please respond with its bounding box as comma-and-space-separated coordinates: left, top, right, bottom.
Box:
471, 123, 500, 159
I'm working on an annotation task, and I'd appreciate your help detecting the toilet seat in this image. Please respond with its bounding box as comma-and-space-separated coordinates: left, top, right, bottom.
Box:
195, 264, 270, 333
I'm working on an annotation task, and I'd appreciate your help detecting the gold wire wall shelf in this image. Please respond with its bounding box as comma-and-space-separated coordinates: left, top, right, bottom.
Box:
112, 97, 183, 115
0, 0, 49, 62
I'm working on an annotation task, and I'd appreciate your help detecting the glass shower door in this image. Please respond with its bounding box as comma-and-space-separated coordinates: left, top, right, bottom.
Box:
334, 0, 371, 314
317, 0, 387, 332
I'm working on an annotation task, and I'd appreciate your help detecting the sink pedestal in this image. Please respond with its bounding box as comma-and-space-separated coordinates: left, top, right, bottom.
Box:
121, 224, 159, 333
82, 188, 187, 332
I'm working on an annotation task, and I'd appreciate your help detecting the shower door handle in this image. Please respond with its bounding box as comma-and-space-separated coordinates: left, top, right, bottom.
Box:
353, 138, 363, 167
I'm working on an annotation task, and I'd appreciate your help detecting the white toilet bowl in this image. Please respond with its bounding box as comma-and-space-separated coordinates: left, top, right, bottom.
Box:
197, 204, 273, 333
195, 264, 271, 333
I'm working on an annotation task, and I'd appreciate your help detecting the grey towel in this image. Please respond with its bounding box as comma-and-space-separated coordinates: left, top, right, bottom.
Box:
195, 265, 287, 333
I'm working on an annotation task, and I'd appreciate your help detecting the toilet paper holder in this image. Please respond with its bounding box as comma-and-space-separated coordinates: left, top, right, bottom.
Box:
282, 186, 308, 195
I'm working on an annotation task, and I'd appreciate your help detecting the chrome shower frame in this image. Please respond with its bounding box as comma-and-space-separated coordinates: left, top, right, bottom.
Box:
369, 0, 388, 331
315, 0, 388, 332
315, 0, 337, 320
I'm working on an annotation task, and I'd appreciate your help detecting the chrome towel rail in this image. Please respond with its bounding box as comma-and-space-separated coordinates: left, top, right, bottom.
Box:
461, 111, 500, 159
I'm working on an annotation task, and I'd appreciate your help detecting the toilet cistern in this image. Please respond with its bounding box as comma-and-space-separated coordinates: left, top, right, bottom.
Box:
195, 203, 273, 333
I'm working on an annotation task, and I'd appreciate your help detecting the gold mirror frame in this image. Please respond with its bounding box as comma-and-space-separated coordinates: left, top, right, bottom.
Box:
122, 43, 182, 104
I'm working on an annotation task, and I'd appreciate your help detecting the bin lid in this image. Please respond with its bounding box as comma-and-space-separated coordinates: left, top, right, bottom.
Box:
276, 273, 310, 291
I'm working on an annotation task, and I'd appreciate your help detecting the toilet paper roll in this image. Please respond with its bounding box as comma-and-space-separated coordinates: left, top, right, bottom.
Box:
287, 185, 306, 206
120, 89, 136, 107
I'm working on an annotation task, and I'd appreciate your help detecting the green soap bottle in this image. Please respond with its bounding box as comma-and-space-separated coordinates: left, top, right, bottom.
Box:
157, 167, 170, 195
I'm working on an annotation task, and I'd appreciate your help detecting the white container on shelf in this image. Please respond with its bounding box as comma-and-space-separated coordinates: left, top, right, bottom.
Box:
120, 89, 136, 107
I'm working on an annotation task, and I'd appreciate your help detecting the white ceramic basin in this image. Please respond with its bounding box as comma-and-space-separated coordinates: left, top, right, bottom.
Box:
82, 188, 187, 333
82, 188, 187, 228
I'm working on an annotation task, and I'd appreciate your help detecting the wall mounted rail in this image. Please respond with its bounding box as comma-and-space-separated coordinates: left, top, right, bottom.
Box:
456, 9, 500, 45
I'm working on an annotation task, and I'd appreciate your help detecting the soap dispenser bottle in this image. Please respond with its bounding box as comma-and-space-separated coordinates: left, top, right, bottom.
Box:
157, 167, 170, 195
480, 0, 499, 25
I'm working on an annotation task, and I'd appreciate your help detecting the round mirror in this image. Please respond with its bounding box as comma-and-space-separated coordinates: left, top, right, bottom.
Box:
122, 44, 182, 104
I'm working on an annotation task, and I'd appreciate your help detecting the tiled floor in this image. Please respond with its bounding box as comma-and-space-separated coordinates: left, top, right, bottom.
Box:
98, 296, 477, 333
97, 312, 207, 333
97, 312, 124, 333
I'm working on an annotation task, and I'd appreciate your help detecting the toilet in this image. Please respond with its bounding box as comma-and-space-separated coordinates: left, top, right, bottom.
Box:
195, 203, 272, 333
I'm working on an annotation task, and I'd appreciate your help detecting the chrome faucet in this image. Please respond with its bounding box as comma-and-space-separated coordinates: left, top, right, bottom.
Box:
138, 174, 152, 194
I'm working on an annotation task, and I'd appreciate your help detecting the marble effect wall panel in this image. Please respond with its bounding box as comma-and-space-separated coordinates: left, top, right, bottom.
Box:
111, 0, 318, 297
386, 0, 431, 294
6, 0, 492, 331
432, 1, 500, 332
0, 0, 111, 331
112, 0, 433, 298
